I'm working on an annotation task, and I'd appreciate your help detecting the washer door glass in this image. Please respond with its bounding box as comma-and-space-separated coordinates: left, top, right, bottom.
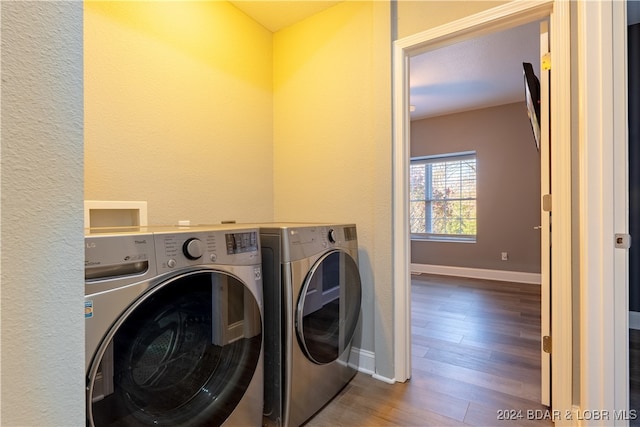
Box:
87, 271, 262, 427
296, 249, 362, 365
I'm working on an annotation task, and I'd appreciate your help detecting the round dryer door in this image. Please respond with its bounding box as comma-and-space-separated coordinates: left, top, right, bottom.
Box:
87, 270, 262, 427
296, 249, 362, 365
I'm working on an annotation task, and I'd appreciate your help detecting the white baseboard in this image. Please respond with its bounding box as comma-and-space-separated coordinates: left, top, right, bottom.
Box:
411, 263, 541, 285
631, 311, 640, 330
350, 347, 396, 384
350, 346, 375, 375
372, 373, 396, 384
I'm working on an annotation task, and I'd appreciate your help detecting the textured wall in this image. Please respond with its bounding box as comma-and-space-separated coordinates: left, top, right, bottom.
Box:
273, 1, 393, 378
84, 1, 274, 226
397, 0, 506, 39
410, 103, 541, 273
271, 0, 508, 380
1, 1, 85, 425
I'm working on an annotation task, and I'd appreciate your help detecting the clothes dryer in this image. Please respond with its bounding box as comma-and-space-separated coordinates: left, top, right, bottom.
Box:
84, 225, 263, 427
260, 224, 362, 427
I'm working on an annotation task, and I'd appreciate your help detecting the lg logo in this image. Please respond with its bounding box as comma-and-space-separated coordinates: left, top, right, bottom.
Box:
86, 242, 96, 249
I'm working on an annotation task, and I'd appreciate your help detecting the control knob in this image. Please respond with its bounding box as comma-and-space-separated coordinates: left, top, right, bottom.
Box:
328, 229, 337, 244
183, 238, 204, 260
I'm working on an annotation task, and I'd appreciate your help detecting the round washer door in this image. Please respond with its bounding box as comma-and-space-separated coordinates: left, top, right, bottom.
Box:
87, 270, 262, 427
296, 249, 362, 365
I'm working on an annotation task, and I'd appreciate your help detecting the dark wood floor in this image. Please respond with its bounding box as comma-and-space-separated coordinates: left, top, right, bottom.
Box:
306, 274, 553, 426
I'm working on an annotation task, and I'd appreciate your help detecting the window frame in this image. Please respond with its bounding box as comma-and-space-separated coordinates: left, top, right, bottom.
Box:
409, 151, 477, 242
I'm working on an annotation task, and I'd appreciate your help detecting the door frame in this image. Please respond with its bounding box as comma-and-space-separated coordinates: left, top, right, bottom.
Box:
576, 0, 630, 420
538, 19, 551, 407
391, 0, 573, 419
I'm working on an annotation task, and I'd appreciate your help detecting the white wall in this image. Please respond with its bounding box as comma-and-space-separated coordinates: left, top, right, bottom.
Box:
0, 2, 85, 425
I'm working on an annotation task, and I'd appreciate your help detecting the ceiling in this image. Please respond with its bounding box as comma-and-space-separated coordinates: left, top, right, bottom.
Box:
409, 21, 542, 120
231, 1, 640, 121
409, 1, 640, 121
229, 1, 341, 32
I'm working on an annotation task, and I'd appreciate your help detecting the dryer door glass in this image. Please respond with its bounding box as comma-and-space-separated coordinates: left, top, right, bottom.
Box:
87, 271, 262, 427
296, 249, 362, 365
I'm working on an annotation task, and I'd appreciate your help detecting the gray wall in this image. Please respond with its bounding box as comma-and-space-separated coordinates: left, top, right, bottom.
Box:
410, 102, 541, 273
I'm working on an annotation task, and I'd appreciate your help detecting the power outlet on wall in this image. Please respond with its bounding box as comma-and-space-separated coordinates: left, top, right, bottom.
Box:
501, 252, 509, 261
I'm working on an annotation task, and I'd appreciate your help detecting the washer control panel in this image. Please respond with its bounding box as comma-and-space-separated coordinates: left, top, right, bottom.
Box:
84, 232, 158, 295
183, 238, 204, 260
154, 228, 260, 273
327, 228, 337, 244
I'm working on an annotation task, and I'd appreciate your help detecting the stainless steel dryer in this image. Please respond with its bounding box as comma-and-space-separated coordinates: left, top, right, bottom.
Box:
260, 223, 362, 427
84, 225, 263, 427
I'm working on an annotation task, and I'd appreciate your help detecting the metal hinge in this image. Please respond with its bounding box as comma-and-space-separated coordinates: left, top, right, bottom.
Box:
542, 52, 551, 71
542, 194, 552, 212
543, 336, 552, 354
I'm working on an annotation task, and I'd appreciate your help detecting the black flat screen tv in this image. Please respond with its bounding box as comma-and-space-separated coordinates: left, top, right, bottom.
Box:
523, 62, 541, 151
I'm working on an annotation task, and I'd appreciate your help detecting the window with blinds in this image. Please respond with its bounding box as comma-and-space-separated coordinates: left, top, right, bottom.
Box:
410, 152, 477, 241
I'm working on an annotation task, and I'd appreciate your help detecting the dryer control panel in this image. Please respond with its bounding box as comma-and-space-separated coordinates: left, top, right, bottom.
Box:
278, 224, 358, 262
154, 228, 260, 273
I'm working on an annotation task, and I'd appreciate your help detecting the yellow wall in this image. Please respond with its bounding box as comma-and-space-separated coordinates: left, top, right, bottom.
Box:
273, 1, 393, 376
84, 0, 393, 375
397, 1, 506, 39
274, 2, 376, 223
84, 0, 514, 379
84, 1, 274, 225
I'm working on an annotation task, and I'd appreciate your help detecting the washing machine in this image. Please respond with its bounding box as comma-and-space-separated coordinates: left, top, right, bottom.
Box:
260, 223, 362, 427
84, 225, 263, 427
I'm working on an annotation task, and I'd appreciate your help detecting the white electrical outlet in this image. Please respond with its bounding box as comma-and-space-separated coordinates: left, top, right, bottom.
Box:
501, 252, 509, 261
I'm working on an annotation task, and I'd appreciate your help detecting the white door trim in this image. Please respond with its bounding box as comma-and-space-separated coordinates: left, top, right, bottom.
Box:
548, 3, 573, 422
612, 0, 630, 417
576, 0, 630, 422
539, 19, 552, 407
392, 0, 573, 419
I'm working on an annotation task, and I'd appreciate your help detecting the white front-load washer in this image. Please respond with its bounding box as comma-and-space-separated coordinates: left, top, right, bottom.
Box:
84, 225, 263, 427
260, 223, 362, 427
